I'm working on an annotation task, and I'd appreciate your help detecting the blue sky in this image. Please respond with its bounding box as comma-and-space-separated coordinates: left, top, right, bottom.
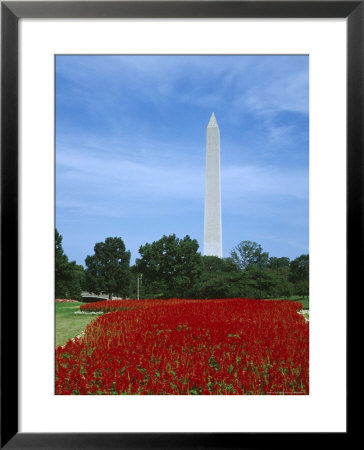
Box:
56, 55, 309, 266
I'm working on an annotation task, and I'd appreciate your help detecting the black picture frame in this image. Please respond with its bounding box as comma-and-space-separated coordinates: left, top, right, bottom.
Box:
1, 1, 357, 448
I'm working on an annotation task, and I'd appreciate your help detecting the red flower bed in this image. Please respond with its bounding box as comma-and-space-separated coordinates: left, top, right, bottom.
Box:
55, 299, 79, 303
79, 299, 147, 312
56, 298, 308, 395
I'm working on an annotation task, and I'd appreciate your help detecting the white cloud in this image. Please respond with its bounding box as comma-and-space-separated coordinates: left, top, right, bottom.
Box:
57, 55, 308, 118
243, 70, 309, 116
222, 164, 308, 200
56, 145, 205, 204
56, 141, 308, 223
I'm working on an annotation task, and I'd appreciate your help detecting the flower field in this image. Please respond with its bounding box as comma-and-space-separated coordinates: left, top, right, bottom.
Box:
56, 298, 309, 395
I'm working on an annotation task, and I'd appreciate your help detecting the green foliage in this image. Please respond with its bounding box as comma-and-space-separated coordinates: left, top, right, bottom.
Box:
193, 256, 241, 299
268, 256, 290, 270
290, 254, 309, 283
296, 279, 309, 298
58, 228, 309, 302
230, 240, 269, 270
136, 234, 202, 298
85, 237, 131, 299
266, 264, 294, 298
129, 265, 146, 299
55, 229, 85, 300
229, 241, 308, 299
290, 254, 309, 297
237, 266, 271, 298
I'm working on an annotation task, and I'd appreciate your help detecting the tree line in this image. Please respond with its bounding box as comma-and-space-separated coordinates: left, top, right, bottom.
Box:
55, 229, 309, 301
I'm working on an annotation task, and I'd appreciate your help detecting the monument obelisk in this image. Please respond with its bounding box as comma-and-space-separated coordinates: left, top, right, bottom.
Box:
204, 113, 222, 257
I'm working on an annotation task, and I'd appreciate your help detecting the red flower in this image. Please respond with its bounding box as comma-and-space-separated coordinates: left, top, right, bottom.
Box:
56, 298, 309, 395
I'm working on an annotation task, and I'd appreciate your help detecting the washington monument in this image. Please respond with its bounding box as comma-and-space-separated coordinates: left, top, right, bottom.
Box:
204, 113, 222, 257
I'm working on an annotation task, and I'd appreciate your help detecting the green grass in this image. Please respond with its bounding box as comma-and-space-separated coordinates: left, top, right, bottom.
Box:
55, 302, 100, 347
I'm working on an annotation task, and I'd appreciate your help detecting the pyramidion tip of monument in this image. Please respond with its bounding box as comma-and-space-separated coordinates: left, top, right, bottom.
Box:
207, 112, 218, 128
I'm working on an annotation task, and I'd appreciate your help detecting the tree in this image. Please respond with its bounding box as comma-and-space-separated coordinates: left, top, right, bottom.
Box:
266, 257, 293, 298
136, 234, 202, 298
85, 237, 131, 299
296, 279, 309, 298
290, 254, 309, 283
193, 256, 242, 299
237, 265, 276, 298
229, 241, 271, 297
129, 265, 145, 299
230, 241, 269, 271
266, 266, 294, 298
268, 256, 290, 270
55, 229, 85, 300
290, 254, 309, 297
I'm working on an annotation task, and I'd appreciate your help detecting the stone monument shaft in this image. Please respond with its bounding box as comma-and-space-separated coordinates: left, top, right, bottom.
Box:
204, 113, 222, 257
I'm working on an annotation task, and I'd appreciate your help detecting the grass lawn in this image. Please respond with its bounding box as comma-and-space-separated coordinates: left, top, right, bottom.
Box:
55, 302, 101, 347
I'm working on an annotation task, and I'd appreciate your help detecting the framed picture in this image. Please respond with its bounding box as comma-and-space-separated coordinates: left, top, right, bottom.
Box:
1, 0, 357, 447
